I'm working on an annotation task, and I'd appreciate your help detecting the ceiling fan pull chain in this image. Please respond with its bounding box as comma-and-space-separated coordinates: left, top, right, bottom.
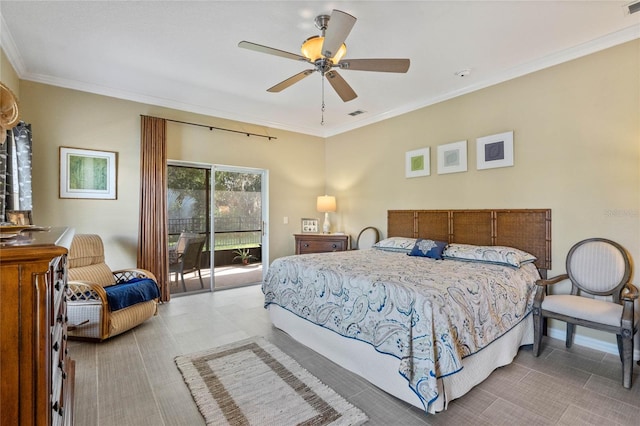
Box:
321, 75, 325, 125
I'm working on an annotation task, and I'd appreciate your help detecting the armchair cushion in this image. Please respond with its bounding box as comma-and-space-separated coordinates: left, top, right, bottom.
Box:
104, 278, 160, 311
542, 294, 623, 327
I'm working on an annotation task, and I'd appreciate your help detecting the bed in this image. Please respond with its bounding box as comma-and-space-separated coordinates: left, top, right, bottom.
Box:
262, 209, 552, 414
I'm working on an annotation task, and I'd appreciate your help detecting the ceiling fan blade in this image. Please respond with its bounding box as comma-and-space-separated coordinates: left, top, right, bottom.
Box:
322, 10, 356, 59
238, 41, 307, 62
339, 58, 410, 73
267, 70, 315, 93
325, 70, 357, 102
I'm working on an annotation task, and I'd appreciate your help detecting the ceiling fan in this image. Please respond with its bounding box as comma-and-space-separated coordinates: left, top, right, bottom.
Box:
238, 9, 410, 103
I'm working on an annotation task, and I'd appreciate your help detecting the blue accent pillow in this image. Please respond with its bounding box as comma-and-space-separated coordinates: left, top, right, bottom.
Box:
408, 239, 448, 259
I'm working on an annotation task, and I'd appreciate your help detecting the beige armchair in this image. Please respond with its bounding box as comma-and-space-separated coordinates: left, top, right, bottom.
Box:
66, 234, 159, 341
533, 238, 638, 388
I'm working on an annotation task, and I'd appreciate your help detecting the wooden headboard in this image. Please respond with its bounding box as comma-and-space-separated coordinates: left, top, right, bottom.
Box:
388, 209, 551, 273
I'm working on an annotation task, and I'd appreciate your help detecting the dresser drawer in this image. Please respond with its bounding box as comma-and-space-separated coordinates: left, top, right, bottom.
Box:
294, 234, 349, 254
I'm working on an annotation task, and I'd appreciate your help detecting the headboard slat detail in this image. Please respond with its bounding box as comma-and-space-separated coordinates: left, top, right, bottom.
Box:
388, 209, 551, 273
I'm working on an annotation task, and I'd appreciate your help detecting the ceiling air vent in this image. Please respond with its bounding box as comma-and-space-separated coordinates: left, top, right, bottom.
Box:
628, 1, 640, 14
348, 110, 366, 117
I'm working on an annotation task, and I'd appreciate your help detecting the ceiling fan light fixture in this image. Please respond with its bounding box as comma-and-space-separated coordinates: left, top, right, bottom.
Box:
301, 36, 346, 63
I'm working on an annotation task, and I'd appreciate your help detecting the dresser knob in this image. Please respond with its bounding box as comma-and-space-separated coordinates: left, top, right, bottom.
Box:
303, 243, 309, 247
332, 244, 337, 248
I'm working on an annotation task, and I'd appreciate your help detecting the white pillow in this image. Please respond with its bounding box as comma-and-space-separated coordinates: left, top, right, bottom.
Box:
372, 237, 417, 253
443, 243, 537, 268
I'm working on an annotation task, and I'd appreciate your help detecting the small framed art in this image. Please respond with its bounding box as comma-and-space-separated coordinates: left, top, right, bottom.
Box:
59, 147, 118, 199
301, 218, 319, 233
437, 140, 467, 174
405, 147, 430, 178
476, 131, 514, 170
5, 210, 33, 225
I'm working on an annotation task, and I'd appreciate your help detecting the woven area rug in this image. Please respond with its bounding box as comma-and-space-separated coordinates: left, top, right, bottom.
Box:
175, 337, 368, 426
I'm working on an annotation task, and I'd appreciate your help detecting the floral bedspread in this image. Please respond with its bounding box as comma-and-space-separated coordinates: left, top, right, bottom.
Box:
262, 248, 540, 409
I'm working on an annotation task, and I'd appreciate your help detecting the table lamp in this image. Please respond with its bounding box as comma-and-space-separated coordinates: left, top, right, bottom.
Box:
316, 195, 336, 234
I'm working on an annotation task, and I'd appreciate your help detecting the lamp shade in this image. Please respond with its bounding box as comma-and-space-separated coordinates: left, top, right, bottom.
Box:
301, 36, 347, 63
317, 195, 336, 212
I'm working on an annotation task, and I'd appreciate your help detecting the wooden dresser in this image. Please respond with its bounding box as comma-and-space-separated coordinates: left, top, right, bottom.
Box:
294, 233, 350, 254
0, 227, 75, 426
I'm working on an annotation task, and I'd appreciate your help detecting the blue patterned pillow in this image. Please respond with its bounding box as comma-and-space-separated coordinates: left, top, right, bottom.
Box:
372, 237, 417, 253
443, 244, 537, 268
408, 239, 448, 259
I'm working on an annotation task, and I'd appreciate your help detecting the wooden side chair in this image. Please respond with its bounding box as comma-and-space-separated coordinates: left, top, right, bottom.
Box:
354, 226, 381, 250
532, 238, 638, 388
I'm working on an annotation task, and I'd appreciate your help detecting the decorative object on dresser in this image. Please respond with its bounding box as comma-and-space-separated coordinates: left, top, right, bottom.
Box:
5, 209, 33, 225
0, 227, 75, 425
66, 234, 160, 341
295, 233, 349, 254
175, 337, 368, 426
301, 217, 319, 233
532, 237, 638, 388
316, 195, 336, 234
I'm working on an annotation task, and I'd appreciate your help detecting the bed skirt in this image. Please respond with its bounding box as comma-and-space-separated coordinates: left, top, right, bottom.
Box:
268, 304, 533, 414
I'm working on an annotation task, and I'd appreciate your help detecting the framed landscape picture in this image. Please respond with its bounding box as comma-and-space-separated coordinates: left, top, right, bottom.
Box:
59, 147, 118, 199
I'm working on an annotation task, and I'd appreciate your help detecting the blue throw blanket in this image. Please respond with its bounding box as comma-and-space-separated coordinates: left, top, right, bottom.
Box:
105, 278, 160, 311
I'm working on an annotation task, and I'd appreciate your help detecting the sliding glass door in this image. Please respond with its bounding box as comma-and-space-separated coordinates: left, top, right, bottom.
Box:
213, 165, 268, 291
167, 162, 268, 295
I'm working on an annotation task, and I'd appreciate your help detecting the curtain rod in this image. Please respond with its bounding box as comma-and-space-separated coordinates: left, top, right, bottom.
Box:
148, 116, 277, 140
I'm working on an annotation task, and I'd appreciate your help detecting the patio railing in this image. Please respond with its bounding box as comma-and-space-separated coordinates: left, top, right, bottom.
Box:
169, 216, 261, 250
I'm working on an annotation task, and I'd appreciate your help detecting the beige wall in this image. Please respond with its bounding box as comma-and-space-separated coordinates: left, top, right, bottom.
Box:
326, 39, 640, 348
18, 81, 325, 269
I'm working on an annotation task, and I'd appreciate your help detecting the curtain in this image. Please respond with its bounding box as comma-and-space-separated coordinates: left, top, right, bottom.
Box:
139, 116, 170, 301
0, 122, 33, 221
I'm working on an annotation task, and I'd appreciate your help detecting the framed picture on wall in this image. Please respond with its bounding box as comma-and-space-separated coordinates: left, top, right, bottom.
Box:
437, 140, 467, 174
405, 147, 430, 178
476, 131, 514, 170
59, 147, 118, 199
301, 218, 319, 233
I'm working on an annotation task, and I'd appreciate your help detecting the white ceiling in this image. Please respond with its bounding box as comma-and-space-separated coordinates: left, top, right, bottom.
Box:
1, 1, 638, 138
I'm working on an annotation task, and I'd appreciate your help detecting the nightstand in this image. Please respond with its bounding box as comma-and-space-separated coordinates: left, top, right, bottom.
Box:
294, 234, 350, 254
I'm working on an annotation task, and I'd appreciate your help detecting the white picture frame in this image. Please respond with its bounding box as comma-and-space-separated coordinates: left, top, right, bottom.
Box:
59, 146, 118, 199
301, 218, 319, 233
405, 147, 430, 178
437, 140, 467, 174
476, 131, 514, 170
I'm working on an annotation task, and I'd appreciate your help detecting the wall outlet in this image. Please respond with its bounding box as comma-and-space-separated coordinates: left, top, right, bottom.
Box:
283, 216, 288, 224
